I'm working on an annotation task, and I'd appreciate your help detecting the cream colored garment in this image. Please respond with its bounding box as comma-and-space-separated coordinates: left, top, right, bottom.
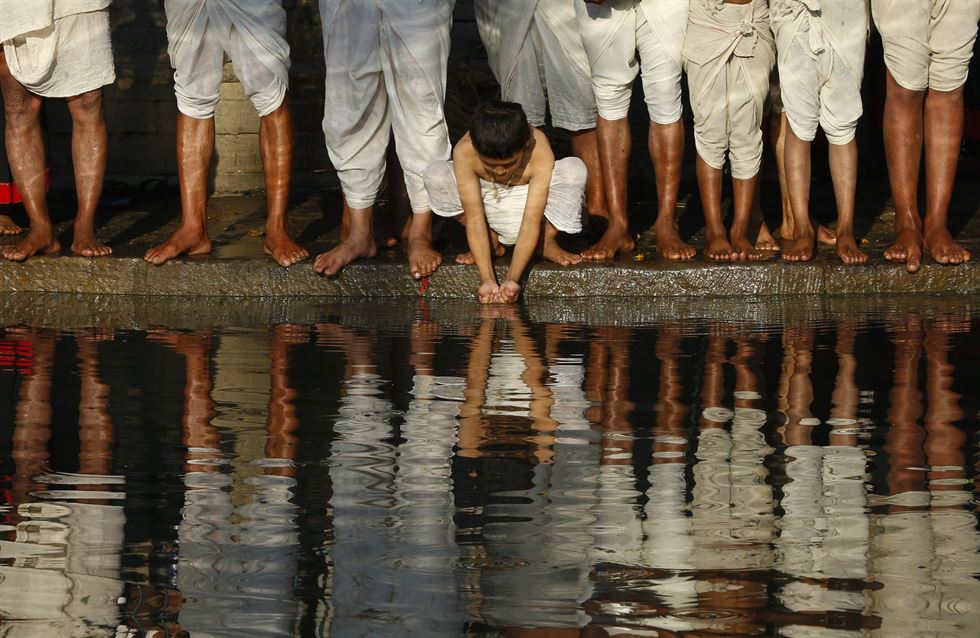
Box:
424, 157, 586, 245
164, 0, 290, 119
576, 0, 688, 123
475, 0, 595, 131
319, 0, 454, 214
772, 0, 868, 144
1, 0, 114, 98
872, 0, 979, 92
683, 0, 775, 179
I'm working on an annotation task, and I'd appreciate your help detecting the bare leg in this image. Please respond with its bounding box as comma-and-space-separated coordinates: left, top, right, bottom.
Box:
696, 156, 731, 260
828, 139, 866, 264
730, 174, 763, 261
314, 201, 377, 275
540, 219, 583, 266
144, 113, 214, 264
773, 111, 835, 245
923, 87, 971, 265
66, 89, 111, 257
882, 71, 925, 273
406, 210, 442, 279
649, 120, 695, 260
782, 125, 815, 261
0, 214, 21, 235
581, 116, 635, 260
569, 128, 609, 229
260, 100, 308, 267
0, 52, 59, 261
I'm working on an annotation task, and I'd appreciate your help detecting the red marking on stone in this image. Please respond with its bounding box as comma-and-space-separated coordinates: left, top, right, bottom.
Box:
419, 277, 429, 294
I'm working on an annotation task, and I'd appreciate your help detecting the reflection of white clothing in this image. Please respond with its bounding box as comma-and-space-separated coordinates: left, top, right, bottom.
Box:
164, 0, 290, 119
1, 0, 114, 98
575, 0, 688, 123
319, 0, 454, 213
772, 0, 868, 144
684, 0, 775, 179
475, 0, 596, 130
872, 0, 979, 92
424, 157, 586, 245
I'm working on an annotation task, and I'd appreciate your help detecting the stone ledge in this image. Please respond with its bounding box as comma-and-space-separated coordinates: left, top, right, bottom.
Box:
0, 254, 976, 299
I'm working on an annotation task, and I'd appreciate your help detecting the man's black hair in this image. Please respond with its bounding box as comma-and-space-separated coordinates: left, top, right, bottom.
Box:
470, 101, 531, 159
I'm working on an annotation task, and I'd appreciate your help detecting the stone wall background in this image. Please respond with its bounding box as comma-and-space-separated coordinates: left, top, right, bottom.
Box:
40, 0, 482, 195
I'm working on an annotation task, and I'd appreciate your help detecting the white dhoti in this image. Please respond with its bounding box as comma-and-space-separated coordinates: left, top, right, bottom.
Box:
164, 0, 290, 119
575, 0, 688, 124
423, 157, 586, 245
772, 0, 868, 145
475, 0, 595, 131
0, 0, 115, 98
683, 0, 775, 179
872, 0, 979, 92
319, 0, 453, 214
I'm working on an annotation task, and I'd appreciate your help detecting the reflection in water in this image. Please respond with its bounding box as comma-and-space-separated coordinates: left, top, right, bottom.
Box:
0, 306, 977, 637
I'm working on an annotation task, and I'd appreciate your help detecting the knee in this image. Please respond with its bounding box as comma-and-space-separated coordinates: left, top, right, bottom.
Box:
175, 89, 220, 120
422, 160, 454, 190
821, 119, 857, 146
785, 112, 818, 143
555, 157, 588, 189
67, 89, 104, 122
729, 139, 763, 180
593, 80, 632, 121
2, 87, 41, 121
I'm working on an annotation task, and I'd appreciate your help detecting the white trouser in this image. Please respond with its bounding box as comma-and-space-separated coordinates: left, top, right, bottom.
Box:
423, 157, 586, 245
684, 0, 775, 179
319, 0, 454, 213
164, 0, 290, 119
575, 0, 688, 124
2, 8, 115, 98
475, 0, 596, 131
772, 0, 868, 144
872, 0, 979, 92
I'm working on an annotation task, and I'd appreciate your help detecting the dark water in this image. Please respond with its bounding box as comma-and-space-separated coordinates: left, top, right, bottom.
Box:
0, 298, 978, 637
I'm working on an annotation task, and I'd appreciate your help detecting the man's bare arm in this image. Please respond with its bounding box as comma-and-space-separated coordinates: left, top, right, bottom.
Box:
503, 152, 554, 296
454, 150, 499, 301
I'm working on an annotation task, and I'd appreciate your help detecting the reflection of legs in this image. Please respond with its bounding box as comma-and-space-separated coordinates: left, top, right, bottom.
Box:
584, 328, 634, 464
654, 326, 690, 461
266, 325, 304, 478
779, 325, 815, 444
0, 53, 58, 261
457, 317, 494, 458
260, 101, 308, 267
9, 329, 56, 503
922, 322, 966, 508
830, 320, 860, 426
66, 89, 111, 257
144, 115, 214, 264
77, 335, 113, 476
884, 316, 925, 511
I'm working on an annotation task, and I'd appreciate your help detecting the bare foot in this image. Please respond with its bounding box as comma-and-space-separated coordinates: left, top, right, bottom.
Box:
654, 220, 696, 260
542, 238, 584, 266
817, 224, 837, 246
925, 227, 971, 266
313, 234, 376, 276
782, 234, 815, 262
406, 226, 442, 279
2, 227, 60, 261
778, 221, 835, 245
0, 215, 22, 235
836, 234, 867, 265
581, 225, 635, 261
884, 227, 922, 273
71, 229, 112, 258
730, 235, 763, 261
754, 222, 780, 252
705, 235, 733, 261
456, 239, 505, 265
144, 226, 211, 265
264, 229, 309, 267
